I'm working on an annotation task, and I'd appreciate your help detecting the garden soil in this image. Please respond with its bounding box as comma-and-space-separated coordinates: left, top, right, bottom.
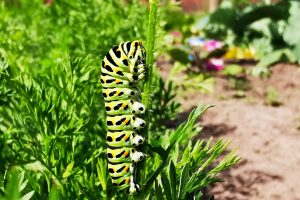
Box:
160, 62, 300, 200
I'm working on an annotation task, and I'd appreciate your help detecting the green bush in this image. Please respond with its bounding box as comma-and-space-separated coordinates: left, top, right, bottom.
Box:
0, 0, 148, 75
203, 0, 300, 76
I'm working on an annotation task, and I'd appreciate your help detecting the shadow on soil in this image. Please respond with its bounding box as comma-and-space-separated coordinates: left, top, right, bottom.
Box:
205, 160, 283, 199
164, 109, 194, 129
201, 123, 237, 138
164, 108, 237, 138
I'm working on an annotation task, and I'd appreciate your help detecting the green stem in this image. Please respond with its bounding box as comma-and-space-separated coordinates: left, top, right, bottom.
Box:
142, 0, 158, 118
137, 0, 158, 186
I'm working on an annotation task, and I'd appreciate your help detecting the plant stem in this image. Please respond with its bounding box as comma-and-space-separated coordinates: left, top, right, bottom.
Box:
142, 0, 158, 118
138, 0, 158, 185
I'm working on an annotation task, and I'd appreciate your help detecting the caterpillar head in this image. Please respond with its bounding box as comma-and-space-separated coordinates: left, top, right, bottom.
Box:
132, 101, 145, 114
132, 134, 145, 146
130, 150, 144, 162
127, 41, 146, 78
132, 117, 145, 130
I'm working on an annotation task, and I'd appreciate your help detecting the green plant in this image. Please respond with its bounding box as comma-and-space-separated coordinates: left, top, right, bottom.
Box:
203, 0, 300, 76
1, 57, 106, 199
161, 5, 196, 38
167, 62, 215, 95
150, 76, 181, 134
222, 64, 250, 95
265, 86, 282, 106
0, 170, 35, 200
0, 0, 148, 75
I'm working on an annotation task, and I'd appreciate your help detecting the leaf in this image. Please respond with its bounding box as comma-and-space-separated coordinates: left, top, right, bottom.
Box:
140, 162, 168, 198
178, 164, 189, 200
209, 8, 237, 28
236, 2, 289, 33
97, 157, 107, 192
283, 1, 300, 46
169, 161, 177, 200
194, 191, 204, 200
48, 188, 59, 200
149, 137, 162, 147
256, 50, 284, 68
6, 171, 20, 200
18, 171, 27, 191
147, 143, 168, 159
169, 105, 212, 147
222, 65, 244, 76
265, 86, 282, 107
167, 46, 191, 65
161, 171, 172, 200
177, 141, 192, 168
293, 44, 300, 64
20, 191, 35, 200
155, 180, 164, 200
62, 161, 74, 178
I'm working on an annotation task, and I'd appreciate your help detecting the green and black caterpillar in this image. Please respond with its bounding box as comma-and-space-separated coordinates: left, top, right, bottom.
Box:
100, 41, 146, 193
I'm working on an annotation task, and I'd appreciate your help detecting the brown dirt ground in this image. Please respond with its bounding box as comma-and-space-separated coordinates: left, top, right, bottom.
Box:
159, 61, 300, 200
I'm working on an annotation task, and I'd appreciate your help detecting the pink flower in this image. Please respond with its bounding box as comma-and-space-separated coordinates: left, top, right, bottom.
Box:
205, 58, 224, 71
171, 31, 182, 37
204, 40, 223, 52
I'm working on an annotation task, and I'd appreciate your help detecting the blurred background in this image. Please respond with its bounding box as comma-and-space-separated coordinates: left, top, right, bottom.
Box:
1, 0, 300, 199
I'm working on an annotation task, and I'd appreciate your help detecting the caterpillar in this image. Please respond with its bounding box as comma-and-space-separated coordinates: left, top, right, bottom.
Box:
100, 41, 146, 194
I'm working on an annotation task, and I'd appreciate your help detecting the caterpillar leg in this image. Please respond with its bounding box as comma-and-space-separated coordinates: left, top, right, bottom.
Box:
137, 67, 145, 74
132, 101, 145, 114
130, 150, 145, 162
128, 164, 140, 194
132, 117, 146, 129
129, 175, 140, 194
132, 134, 144, 146
129, 64, 145, 74
101, 88, 139, 101
138, 73, 145, 80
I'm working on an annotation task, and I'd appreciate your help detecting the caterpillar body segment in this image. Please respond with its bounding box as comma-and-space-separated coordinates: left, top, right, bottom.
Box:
108, 162, 132, 177
105, 47, 129, 69
106, 115, 145, 131
101, 67, 139, 83
106, 131, 144, 147
103, 52, 145, 75
105, 100, 145, 115
111, 176, 131, 189
127, 41, 146, 62
100, 73, 145, 88
100, 40, 146, 194
102, 63, 144, 83
101, 88, 139, 101
102, 42, 146, 80
107, 147, 145, 163
100, 73, 133, 88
